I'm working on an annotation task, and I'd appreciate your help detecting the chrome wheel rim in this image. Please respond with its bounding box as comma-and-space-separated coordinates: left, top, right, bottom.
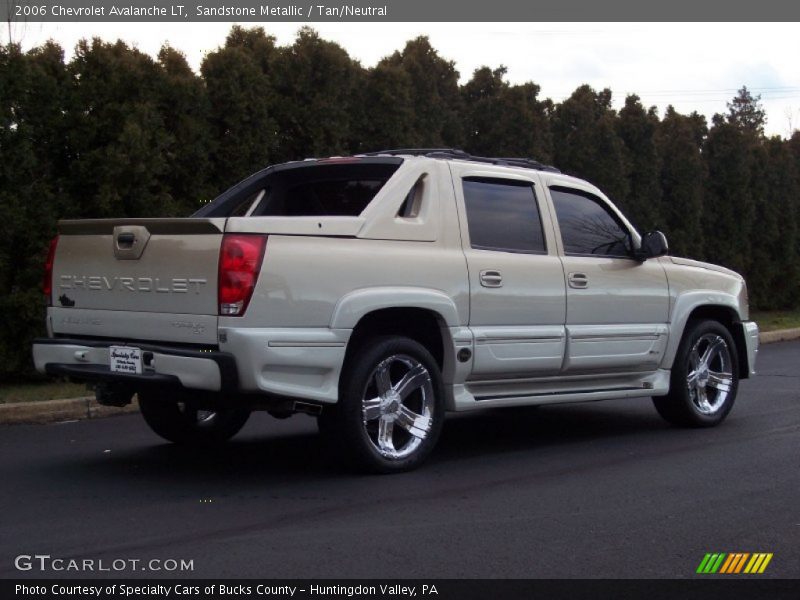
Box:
195, 410, 217, 424
361, 354, 435, 460
686, 334, 733, 415
178, 402, 217, 425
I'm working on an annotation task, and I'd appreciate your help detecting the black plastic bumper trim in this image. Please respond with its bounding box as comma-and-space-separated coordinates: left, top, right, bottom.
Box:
34, 337, 239, 393
45, 363, 181, 387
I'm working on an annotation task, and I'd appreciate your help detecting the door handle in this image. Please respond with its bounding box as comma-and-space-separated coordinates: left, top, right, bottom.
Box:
568, 272, 589, 289
480, 270, 503, 288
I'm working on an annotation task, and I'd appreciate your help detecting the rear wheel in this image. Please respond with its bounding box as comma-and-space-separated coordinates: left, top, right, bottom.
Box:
139, 390, 250, 445
653, 319, 739, 427
319, 336, 445, 473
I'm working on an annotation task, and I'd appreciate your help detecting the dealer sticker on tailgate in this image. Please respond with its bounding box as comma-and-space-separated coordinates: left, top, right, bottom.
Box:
109, 346, 142, 374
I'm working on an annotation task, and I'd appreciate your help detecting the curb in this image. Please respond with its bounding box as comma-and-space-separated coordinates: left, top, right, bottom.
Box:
758, 327, 800, 344
2, 327, 798, 425
0, 396, 139, 425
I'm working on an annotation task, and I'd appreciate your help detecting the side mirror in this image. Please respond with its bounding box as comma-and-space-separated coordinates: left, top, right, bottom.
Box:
636, 231, 669, 261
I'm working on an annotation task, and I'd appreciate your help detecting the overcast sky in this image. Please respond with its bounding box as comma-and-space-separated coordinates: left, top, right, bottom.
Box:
14, 21, 800, 138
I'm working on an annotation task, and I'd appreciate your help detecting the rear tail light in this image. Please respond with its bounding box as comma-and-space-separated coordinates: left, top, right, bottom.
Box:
218, 234, 267, 316
43, 235, 59, 305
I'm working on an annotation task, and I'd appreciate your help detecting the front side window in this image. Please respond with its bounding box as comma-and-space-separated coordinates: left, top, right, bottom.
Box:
462, 178, 546, 254
550, 187, 631, 258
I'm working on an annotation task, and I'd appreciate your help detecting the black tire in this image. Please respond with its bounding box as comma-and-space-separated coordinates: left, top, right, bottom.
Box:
653, 319, 739, 427
319, 336, 445, 473
138, 389, 250, 445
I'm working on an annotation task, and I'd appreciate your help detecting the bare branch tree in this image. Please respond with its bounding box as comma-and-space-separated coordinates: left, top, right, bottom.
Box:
785, 106, 799, 139
5, 0, 28, 47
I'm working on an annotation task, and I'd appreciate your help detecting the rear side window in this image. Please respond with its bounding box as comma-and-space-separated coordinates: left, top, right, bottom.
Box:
550, 187, 632, 258
193, 160, 402, 218
462, 178, 546, 254
252, 163, 399, 217
256, 179, 384, 216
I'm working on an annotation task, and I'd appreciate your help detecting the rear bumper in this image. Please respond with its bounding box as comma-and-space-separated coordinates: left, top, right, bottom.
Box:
34, 327, 350, 403
217, 326, 350, 404
32, 338, 238, 392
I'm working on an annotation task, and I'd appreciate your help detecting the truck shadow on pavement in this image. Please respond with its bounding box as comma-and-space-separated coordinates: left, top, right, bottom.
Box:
435, 402, 668, 461
41, 401, 673, 487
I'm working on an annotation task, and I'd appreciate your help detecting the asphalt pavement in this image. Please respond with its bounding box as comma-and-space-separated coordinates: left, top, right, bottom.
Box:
1, 341, 798, 579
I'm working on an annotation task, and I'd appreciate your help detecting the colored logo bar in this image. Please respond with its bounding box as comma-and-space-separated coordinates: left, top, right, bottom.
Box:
696, 553, 773, 574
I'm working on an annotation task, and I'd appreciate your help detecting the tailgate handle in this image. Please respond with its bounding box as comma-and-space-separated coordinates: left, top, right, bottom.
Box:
113, 225, 151, 260
116, 232, 135, 248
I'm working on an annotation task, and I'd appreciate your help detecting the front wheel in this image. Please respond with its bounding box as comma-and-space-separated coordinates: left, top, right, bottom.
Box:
139, 390, 250, 445
320, 336, 445, 473
653, 319, 739, 427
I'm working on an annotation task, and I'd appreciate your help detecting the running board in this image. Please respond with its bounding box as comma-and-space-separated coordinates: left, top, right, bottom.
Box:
474, 386, 642, 402
448, 369, 670, 412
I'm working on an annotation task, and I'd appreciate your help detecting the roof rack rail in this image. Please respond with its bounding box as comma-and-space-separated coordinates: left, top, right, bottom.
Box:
363, 148, 468, 158
362, 148, 560, 173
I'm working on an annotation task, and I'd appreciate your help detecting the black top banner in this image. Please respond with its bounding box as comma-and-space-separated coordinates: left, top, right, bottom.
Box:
3, 0, 800, 22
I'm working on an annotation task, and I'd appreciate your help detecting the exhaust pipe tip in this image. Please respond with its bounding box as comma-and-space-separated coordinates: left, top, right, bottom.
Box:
292, 401, 323, 417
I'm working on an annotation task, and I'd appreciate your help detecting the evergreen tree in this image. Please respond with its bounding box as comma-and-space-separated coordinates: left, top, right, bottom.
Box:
380, 36, 463, 147
702, 114, 755, 275
789, 131, 800, 297
354, 61, 416, 152
461, 66, 553, 162
156, 45, 213, 214
727, 86, 766, 137
551, 85, 629, 206
655, 107, 707, 258
708, 87, 772, 303
616, 95, 662, 232
271, 27, 362, 161
747, 138, 799, 308
0, 43, 71, 378
67, 39, 175, 218
201, 26, 278, 190
789, 130, 800, 167
747, 140, 775, 308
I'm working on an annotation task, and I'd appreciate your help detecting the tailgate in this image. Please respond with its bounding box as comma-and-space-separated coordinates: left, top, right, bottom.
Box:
50, 218, 224, 345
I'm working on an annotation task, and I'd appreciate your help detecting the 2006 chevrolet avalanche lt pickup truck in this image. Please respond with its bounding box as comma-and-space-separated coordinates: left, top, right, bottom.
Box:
32, 149, 759, 472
